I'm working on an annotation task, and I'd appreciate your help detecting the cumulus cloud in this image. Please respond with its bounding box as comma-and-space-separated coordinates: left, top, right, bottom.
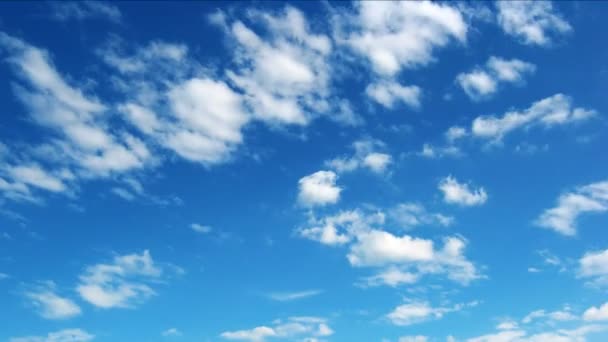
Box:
76, 250, 174, 309
471, 94, 595, 142
418, 143, 462, 159
439, 176, 488, 206
220, 316, 333, 341
338, 1, 467, 76
456, 56, 535, 100
466, 324, 605, 342
215, 6, 340, 126
190, 223, 212, 234
387, 301, 478, 326
298, 208, 481, 287
536, 180, 608, 236
297, 171, 342, 207
325, 139, 392, 174
389, 203, 454, 230
583, 303, 608, 321
366, 80, 421, 109
25, 282, 81, 320
9, 329, 94, 342
496, 1, 572, 46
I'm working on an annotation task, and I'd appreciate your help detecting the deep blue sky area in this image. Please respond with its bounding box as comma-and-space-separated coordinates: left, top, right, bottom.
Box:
0, 1, 607, 342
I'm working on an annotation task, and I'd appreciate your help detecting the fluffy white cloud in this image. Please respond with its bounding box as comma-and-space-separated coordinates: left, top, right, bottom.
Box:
496, 1, 571, 46
583, 303, 608, 321
536, 180, 608, 236
220, 317, 333, 341
471, 94, 595, 141
445, 126, 468, 142
439, 176, 487, 206
9, 329, 94, 342
25, 283, 81, 320
466, 324, 605, 342
456, 57, 535, 100
325, 139, 392, 174
297, 171, 342, 207
578, 248, 608, 287
339, 1, 467, 76
521, 307, 576, 324
387, 301, 477, 326
366, 80, 421, 109
76, 250, 171, 309
215, 6, 341, 126
299, 208, 481, 286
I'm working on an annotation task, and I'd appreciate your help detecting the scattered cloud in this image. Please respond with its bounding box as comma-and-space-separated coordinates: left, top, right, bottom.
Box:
579, 247, 608, 287
297, 171, 342, 207
266, 289, 322, 302
387, 300, 478, 326
496, 1, 572, 46
190, 223, 212, 234
389, 202, 454, 230
161, 328, 183, 337
399, 336, 428, 342
439, 176, 488, 206
220, 316, 333, 341
298, 208, 482, 286
366, 80, 421, 109
456, 56, 535, 100
418, 143, 462, 159
25, 282, 81, 320
9, 329, 94, 342
325, 139, 392, 174
471, 94, 595, 142
536, 180, 608, 236
49, 1, 122, 23
76, 250, 174, 309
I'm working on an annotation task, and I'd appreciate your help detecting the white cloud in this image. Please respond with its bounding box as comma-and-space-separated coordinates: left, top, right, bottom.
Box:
496, 1, 571, 46
25, 283, 81, 320
325, 139, 392, 174
521, 307, 577, 324
266, 290, 322, 302
471, 94, 595, 141
418, 143, 462, 159
389, 203, 454, 230
466, 324, 605, 342
9, 329, 94, 342
456, 56, 535, 100
190, 223, 212, 234
366, 80, 421, 109
348, 229, 434, 266
216, 6, 341, 126
387, 301, 477, 326
297, 171, 342, 207
439, 176, 487, 206
299, 208, 481, 286
76, 250, 170, 309
49, 1, 121, 23
8, 165, 67, 193
338, 1, 467, 76
536, 180, 608, 236
161, 328, 182, 337
578, 247, 608, 287
220, 317, 333, 341
583, 303, 608, 321
445, 126, 468, 142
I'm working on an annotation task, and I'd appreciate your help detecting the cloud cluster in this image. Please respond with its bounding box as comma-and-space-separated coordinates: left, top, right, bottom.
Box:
298, 208, 481, 287
456, 56, 535, 100
325, 139, 392, 174
387, 301, 478, 326
10, 329, 94, 342
220, 316, 333, 342
439, 176, 488, 207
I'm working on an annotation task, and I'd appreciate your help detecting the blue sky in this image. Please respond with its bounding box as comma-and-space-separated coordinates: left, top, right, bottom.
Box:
0, 1, 608, 341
